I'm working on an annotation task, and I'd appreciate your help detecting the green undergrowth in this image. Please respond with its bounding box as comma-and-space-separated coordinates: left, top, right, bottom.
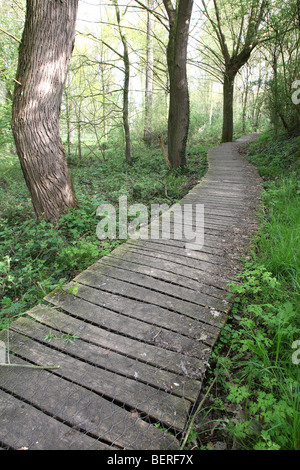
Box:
0, 139, 210, 328
193, 130, 299, 451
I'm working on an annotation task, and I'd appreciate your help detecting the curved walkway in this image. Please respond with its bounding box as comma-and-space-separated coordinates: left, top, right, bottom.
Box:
0, 135, 261, 450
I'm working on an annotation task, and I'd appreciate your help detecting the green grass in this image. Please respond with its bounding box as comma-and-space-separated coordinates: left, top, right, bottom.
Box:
196, 130, 300, 451
255, 176, 300, 290
245, 132, 300, 179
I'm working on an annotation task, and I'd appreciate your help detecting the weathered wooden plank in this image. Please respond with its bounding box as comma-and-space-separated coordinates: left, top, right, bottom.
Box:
182, 192, 247, 202
183, 187, 247, 197
141, 221, 229, 243
46, 285, 221, 350
172, 212, 242, 227
75, 262, 230, 314
113, 242, 229, 274
162, 208, 231, 225
131, 237, 249, 271
47, 283, 218, 351
142, 232, 227, 251
106, 248, 229, 290
126, 239, 232, 267
94, 255, 228, 299
46, 284, 221, 347
0, 389, 109, 450
192, 182, 246, 190
147, 202, 236, 223
0, 336, 179, 449
3, 328, 190, 431
65, 276, 227, 328
182, 216, 235, 228
170, 219, 229, 231
27, 304, 207, 378
117, 245, 234, 280
178, 204, 241, 217
89, 257, 229, 307
10, 316, 201, 402
182, 195, 247, 207
130, 236, 226, 256
182, 195, 253, 206
174, 204, 242, 218
193, 190, 246, 198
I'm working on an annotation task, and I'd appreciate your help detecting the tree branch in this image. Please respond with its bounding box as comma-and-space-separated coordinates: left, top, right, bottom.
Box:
0, 26, 21, 43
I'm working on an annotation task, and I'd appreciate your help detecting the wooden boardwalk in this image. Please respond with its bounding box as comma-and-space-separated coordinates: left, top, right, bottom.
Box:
0, 135, 261, 450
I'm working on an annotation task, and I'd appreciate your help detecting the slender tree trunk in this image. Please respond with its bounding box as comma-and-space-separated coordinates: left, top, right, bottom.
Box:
209, 96, 214, 125
164, 0, 194, 169
222, 69, 236, 143
252, 76, 261, 130
64, 82, 72, 157
123, 39, 132, 164
99, 45, 107, 137
114, 0, 132, 164
102, 78, 107, 138
66, 107, 71, 158
272, 49, 280, 138
143, 0, 154, 146
242, 67, 250, 133
77, 120, 82, 162
11, 0, 78, 223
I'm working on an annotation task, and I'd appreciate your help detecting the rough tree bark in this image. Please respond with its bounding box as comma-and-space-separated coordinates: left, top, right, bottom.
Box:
163, 0, 194, 169
221, 48, 254, 142
11, 0, 79, 223
222, 70, 236, 143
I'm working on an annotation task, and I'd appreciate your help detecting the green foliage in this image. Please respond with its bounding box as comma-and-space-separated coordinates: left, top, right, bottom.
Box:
215, 263, 300, 449
210, 131, 300, 450
68, 139, 209, 207
44, 329, 79, 344
246, 131, 300, 179
0, 102, 14, 149
0, 193, 120, 327
246, 131, 300, 288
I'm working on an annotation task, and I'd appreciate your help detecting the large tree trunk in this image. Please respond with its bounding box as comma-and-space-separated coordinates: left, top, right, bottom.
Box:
11, 0, 78, 223
221, 69, 236, 143
221, 49, 252, 143
164, 0, 194, 169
